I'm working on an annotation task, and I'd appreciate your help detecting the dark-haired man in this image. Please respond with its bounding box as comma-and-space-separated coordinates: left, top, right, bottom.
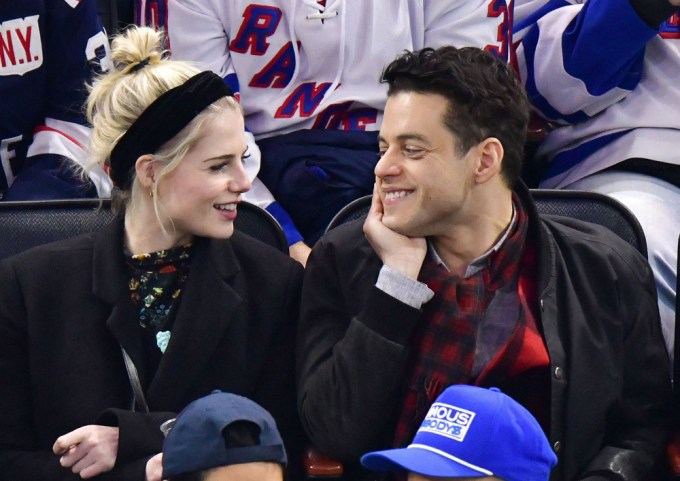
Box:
297, 46, 671, 481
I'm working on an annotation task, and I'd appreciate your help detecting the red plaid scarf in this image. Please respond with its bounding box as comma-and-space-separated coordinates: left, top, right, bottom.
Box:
391, 197, 530, 447
474, 240, 551, 431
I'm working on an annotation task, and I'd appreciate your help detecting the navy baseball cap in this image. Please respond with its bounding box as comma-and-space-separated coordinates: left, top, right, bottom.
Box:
162, 391, 287, 477
361, 385, 556, 481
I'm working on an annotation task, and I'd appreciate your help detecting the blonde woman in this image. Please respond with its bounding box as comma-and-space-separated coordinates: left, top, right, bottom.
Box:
0, 27, 303, 481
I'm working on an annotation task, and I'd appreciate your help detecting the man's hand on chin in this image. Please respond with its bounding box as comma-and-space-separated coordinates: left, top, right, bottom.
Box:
364, 182, 426, 280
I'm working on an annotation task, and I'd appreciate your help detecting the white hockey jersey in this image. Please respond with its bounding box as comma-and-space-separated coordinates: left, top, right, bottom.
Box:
168, 0, 512, 139
515, 0, 680, 188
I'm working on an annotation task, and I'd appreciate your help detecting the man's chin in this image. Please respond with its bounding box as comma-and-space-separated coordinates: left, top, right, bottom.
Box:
382, 217, 420, 238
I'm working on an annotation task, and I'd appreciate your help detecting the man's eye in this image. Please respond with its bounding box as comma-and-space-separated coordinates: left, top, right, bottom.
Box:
404, 147, 424, 157
377, 150, 387, 158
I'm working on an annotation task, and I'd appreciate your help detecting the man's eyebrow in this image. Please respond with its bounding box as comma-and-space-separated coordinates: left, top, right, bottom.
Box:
378, 132, 432, 145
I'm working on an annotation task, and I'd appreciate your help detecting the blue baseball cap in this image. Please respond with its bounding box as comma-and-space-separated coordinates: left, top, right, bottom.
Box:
361, 385, 556, 481
162, 391, 287, 477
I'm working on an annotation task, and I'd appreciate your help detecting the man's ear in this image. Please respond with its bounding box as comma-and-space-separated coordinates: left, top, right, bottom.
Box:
474, 137, 504, 185
134, 154, 156, 189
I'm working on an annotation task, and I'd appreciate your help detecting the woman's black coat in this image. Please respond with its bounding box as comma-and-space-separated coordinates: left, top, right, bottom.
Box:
0, 217, 304, 480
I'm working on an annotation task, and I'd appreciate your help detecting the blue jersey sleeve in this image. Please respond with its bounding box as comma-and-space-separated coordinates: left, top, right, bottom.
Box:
516, 0, 664, 124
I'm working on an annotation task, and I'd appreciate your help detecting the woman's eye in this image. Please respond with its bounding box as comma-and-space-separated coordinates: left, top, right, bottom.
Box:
241, 153, 251, 165
210, 162, 228, 172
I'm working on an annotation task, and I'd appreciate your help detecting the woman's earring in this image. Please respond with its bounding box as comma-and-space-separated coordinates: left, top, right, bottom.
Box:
149, 188, 154, 198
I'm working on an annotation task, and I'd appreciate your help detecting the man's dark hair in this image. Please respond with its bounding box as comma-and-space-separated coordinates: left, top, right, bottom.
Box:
168, 421, 262, 481
381, 46, 529, 187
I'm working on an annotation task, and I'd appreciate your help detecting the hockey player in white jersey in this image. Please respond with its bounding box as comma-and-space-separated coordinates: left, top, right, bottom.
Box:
515, 0, 680, 359
162, 0, 512, 264
0, 0, 113, 201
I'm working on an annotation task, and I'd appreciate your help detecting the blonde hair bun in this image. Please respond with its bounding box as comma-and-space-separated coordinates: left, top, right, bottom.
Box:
111, 26, 164, 74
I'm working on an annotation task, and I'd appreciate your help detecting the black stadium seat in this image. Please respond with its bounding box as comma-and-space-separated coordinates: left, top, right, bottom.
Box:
0, 199, 287, 260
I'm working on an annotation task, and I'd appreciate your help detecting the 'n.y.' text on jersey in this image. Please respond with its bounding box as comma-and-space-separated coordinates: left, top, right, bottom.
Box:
0, 15, 43, 76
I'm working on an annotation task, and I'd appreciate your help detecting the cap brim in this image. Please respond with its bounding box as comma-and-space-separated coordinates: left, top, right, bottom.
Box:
361, 447, 488, 478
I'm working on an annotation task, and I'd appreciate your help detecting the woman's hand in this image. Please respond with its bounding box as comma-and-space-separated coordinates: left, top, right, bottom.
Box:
146, 453, 164, 481
53, 425, 119, 478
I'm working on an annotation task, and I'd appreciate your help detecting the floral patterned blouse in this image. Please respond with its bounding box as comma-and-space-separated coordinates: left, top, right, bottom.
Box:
125, 242, 193, 376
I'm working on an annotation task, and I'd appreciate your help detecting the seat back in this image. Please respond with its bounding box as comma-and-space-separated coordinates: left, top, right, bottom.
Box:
0, 199, 287, 260
530, 189, 647, 256
233, 202, 288, 252
325, 189, 647, 256
324, 195, 371, 234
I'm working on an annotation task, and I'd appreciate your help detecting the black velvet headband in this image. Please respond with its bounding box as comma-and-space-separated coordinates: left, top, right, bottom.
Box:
109, 71, 233, 190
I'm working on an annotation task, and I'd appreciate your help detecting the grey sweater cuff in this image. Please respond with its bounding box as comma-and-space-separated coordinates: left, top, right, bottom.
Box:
376, 264, 434, 309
